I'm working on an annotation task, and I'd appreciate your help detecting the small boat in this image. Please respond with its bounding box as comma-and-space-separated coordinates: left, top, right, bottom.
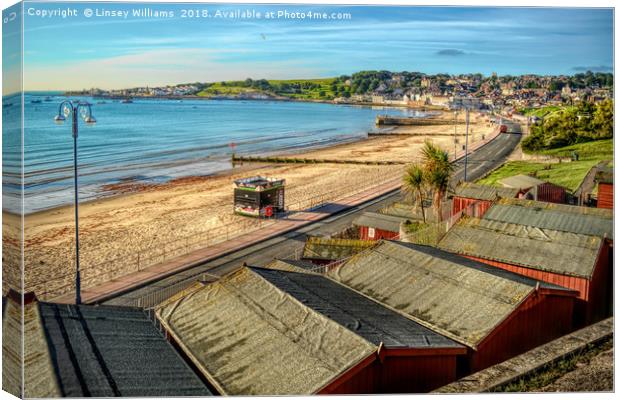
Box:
44, 97, 53, 102
31, 99, 42, 104
96, 101, 108, 105
121, 99, 133, 104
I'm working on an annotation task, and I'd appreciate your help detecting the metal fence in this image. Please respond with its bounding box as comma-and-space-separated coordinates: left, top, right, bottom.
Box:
116, 198, 487, 309
35, 169, 403, 301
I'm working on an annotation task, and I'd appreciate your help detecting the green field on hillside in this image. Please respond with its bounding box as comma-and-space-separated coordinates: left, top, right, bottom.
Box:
196, 78, 339, 100
477, 139, 613, 192
518, 106, 573, 118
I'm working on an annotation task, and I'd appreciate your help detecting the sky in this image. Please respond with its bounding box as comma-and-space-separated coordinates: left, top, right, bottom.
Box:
2, 2, 614, 93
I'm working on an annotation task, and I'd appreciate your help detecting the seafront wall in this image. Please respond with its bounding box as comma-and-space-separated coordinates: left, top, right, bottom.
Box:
434, 317, 613, 393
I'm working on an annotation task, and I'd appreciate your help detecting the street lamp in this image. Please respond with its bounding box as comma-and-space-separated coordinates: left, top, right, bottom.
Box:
453, 110, 458, 161
53, 100, 96, 304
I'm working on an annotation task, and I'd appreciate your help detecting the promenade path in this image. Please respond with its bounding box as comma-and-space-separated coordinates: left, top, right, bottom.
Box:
52, 125, 507, 305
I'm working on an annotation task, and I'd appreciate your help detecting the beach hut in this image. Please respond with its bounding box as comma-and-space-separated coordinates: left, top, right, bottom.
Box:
482, 198, 613, 240
449, 182, 521, 217
255, 262, 466, 393
379, 201, 439, 223
301, 236, 376, 265
595, 168, 613, 209
353, 211, 406, 240
233, 176, 285, 217
326, 241, 576, 375
498, 174, 567, 204
438, 217, 611, 325
154, 268, 381, 395
1, 291, 212, 398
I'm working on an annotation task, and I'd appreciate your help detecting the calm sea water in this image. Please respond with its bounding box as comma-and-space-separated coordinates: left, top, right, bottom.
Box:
3, 93, 424, 213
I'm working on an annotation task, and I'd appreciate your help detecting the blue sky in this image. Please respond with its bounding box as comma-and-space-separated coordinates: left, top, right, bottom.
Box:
5, 3, 614, 92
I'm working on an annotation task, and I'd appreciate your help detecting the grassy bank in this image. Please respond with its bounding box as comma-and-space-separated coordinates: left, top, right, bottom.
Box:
196, 78, 338, 100
477, 139, 613, 192
493, 339, 613, 392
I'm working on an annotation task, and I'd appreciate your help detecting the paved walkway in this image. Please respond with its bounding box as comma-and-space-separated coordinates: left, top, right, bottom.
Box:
52, 127, 502, 305
574, 161, 609, 205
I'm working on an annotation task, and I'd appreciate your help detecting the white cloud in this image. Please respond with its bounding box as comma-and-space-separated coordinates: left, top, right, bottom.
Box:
23, 48, 324, 90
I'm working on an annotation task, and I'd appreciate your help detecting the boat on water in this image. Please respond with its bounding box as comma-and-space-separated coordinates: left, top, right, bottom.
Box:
121, 99, 133, 103
96, 101, 108, 104
44, 97, 53, 102
31, 99, 42, 104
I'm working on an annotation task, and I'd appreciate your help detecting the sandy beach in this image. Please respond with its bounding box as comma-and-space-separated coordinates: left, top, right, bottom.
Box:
5, 110, 496, 299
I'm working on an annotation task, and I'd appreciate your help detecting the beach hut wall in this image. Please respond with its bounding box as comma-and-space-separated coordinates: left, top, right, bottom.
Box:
327, 241, 576, 374
438, 217, 611, 325
353, 212, 406, 240
449, 182, 521, 217
597, 182, 613, 209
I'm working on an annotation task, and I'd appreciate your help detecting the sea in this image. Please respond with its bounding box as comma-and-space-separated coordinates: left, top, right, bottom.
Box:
2, 92, 426, 214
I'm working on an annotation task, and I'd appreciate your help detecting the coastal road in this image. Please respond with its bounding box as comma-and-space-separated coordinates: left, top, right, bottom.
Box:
102, 121, 522, 307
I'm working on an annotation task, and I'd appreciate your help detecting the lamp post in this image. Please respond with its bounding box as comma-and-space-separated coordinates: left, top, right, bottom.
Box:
464, 106, 470, 182
54, 100, 96, 304
453, 110, 458, 161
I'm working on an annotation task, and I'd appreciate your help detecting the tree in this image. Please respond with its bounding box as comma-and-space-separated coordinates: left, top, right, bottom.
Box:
402, 164, 427, 223
421, 141, 454, 221
592, 99, 613, 139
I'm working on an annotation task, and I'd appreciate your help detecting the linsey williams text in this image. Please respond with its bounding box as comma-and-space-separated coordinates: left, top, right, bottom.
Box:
94, 8, 175, 18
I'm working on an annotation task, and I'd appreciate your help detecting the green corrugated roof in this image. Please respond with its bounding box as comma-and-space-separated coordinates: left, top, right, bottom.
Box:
155, 268, 377, 395
498, 174, 545, 189
451, 182, 520, 201
353, 212, 407, 232
327, 241, 538, 349
485, 198, 613, 239
438, 217, 602, 279
302, 236, 376, 261
2, 298, 61, 398
379, 202, 439, 222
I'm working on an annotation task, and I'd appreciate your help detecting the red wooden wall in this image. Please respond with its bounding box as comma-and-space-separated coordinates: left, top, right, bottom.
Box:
468, 290, 575, 373
320, 354, 379, 394
536, 183, 566, 204
378, 352, 461, 393
598, 183, 613, 209
464, 240, 611, 326
359, 226, 399, 241
451, 197, 492, 217
321, 350, 464, 394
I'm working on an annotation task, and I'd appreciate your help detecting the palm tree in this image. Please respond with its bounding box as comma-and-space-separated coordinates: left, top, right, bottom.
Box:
402, 163, 426, 223
421, 141, 454, 221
